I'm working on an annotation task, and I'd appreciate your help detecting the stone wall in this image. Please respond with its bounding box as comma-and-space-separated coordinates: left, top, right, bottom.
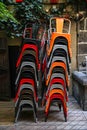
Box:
70, 21, 77, 95
78, 31, 87, 72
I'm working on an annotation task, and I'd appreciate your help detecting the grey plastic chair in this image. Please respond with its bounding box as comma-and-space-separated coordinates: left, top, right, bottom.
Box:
15, 61, 38, 86
15, 83, 37, 107
15, 99, 37, 123
47, 62, 68, 82
46, 83, 64, 97
48, 73, 67, 87
47, 44, 70, 67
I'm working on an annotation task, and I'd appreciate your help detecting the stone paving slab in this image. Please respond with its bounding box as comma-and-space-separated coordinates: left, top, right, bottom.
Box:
0, 96, 87, 130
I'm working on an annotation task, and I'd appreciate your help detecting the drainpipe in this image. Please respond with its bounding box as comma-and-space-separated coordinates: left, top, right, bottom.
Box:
76, 0, 79, 70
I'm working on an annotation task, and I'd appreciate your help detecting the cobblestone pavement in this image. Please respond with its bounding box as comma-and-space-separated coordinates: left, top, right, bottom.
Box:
0, 96, 87, 130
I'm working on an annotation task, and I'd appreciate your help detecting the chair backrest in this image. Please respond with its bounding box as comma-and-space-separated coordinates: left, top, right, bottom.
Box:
49, 17, 71, 34
47, 17, 71, 59
46, 62, 69, 87
16, 44, 39, 68
15, 61, 38, 85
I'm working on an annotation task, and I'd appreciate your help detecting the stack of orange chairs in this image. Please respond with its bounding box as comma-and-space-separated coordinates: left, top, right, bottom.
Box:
43, 17, 72, 122
14, 23, 46, 122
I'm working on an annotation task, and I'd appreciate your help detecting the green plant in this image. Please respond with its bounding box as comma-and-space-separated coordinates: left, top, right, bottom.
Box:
0, 2, 18, 37
0, 2, 17, 23
13, 0, 50, 37
2, 0, 50, 38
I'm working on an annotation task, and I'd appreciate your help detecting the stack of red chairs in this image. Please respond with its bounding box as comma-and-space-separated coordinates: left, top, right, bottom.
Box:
43, 17, 72, 122
14, 23, 46, 122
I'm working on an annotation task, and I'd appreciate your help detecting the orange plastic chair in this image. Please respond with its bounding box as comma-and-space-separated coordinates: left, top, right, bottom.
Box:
45, 93, 67, 122
45, 89, 66, 111
47, 17, 72, 59
46, 62, 69, 87
45, 89, 67, 122
46, 78, 68, 101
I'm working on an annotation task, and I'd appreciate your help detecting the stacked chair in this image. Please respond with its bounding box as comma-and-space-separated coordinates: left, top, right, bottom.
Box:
43, 17, 72, 122
14, 18, 72, 122
14, 23, 46, 122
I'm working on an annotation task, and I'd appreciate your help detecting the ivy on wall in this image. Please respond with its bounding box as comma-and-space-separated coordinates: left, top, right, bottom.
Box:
0, 2, 18, 34
1, 0, 87, 38
1, 0, 49, 38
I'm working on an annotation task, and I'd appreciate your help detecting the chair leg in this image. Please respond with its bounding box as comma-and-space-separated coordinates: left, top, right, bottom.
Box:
44, 108, 50, 122
42, 97, 46, 107
15, 105, 19, 118
63, 106, 67, 122
15, 106, 21, 123
33, 102, 38, 123
44, 99, 51, 122
58, 103, 61, 111
33, 110, 37, 123
45, 113, 48, 122
64, 113, 67, 122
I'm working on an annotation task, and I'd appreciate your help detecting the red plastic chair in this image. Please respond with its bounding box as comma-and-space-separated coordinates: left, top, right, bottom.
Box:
14, 78, 38, 103
46, 77, 68, 102
16, 44, 39, 69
